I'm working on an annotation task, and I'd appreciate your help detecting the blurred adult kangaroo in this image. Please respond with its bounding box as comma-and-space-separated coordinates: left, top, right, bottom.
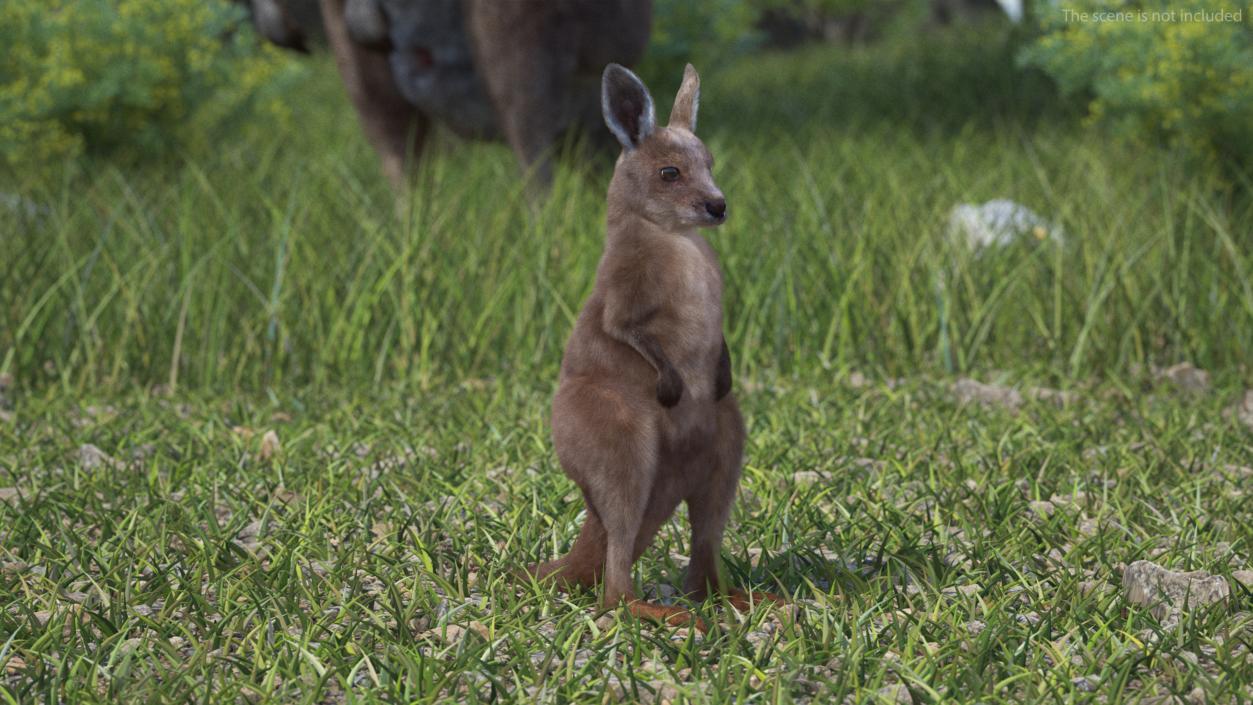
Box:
530, 63, 783, 628
244, 0, 652, 188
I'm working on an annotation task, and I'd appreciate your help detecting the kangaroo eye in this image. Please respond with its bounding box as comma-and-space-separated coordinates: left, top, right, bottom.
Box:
659, 166, 680, 182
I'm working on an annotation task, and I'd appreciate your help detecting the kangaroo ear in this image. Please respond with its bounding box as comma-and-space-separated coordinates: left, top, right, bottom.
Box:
669, 63, 700, 131
602, 64, 655, 150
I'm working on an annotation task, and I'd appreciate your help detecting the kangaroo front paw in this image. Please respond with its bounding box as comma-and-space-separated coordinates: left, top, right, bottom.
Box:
715, 337, 732, 400
657, 368, 684, 407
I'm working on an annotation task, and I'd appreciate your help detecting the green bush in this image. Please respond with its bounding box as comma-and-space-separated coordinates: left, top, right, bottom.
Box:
641, 0, 918, 89
1020, 0, 1253, 168
0, 0, 301, 175
642, 0, 763, 88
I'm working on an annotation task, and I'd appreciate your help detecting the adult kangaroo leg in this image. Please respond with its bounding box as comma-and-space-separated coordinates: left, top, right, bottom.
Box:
320, 0, 428, 188
684, 396, 785, 609
465, 0, 569, 189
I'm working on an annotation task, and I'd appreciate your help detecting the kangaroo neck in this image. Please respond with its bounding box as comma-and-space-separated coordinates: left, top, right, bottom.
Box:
604, 206, 696, 250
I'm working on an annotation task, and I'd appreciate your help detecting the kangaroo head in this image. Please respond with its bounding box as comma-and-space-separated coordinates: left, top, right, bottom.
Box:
602, 63, 726, 230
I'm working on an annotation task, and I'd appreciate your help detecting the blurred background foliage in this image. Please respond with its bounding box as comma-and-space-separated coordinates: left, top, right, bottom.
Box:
0, 0, 302, 173
1, 0, 1249, 177
1020, 0, 1253, 169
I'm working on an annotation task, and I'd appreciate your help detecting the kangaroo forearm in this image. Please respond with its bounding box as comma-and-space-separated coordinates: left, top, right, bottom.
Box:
626, 329, 676, 376
607, 325, 683, 406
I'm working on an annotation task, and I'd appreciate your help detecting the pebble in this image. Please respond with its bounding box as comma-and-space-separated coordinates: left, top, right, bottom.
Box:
876, 683, 913, 704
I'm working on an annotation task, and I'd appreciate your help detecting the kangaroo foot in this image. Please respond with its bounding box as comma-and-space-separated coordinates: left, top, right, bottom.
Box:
724, 588, 787, 612
625, 599, 707, 632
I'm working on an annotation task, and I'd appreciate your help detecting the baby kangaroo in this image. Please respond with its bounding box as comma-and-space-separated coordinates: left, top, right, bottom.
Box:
531, 63, 781, 628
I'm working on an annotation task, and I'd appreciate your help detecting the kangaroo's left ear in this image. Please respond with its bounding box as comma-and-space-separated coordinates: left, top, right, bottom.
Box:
602, 64, 655, 150
669, 63, 700, 131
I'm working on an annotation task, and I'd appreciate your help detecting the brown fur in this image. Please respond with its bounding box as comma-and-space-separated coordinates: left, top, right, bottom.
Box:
256, 0, 651, 188
465, 0, 652, 187
532, 64, 781, 628
319, 0, 429, 186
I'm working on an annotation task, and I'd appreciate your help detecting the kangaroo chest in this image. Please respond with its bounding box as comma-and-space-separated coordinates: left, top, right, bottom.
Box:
655, 236, 723, 396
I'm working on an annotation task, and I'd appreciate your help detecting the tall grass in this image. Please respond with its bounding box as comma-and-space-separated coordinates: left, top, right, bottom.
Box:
2, 29, 1250, 394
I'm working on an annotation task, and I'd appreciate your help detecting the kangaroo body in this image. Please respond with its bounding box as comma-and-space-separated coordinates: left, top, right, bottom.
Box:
250, 0, 651, 188
533, 64, 777, 627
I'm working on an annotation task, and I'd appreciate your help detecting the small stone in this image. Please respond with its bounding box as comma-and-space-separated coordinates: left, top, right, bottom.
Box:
1029, 500, 1056, 519
1072, 675, 1099, 692
0, 487, 18, 504
426, 623, 466, 644
645, 681, 679, 704
965, 620, 986, 635
941, 584, 980, 598
258, 430, 281, 461
793, 470, 822, 484
116, 638, 143, 657
1231, 570, 1253, 590
876, 683, 913, 704
745, 547, 764, 566
745, 629, 773, 647
954, 378, 1022, 411
77, 444, 118, 470
1078, 516, 1100, 536
1233, 389, 1253, 431
1123, 560, 1230, 624
1016, 612, 1042, 626
1157, 362, 1210, 393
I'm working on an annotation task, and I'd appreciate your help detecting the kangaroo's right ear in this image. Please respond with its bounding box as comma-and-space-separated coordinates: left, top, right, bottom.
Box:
602, 64, 655, 150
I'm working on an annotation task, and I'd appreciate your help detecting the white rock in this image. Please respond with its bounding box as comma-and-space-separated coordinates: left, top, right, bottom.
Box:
1122, 560, 1230, 624
947, 199, 1063, 251
954, 378, 1022, 410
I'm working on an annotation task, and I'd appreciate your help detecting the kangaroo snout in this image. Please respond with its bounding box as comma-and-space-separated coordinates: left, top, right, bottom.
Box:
704, 198, 727, 222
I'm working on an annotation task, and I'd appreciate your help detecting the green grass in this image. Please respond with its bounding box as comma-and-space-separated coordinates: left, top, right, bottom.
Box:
2, 25, 1252, 704
1, 380, 1251, 703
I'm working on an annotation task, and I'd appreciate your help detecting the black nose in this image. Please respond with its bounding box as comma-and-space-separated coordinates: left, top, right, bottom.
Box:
705, 199, 726, 218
